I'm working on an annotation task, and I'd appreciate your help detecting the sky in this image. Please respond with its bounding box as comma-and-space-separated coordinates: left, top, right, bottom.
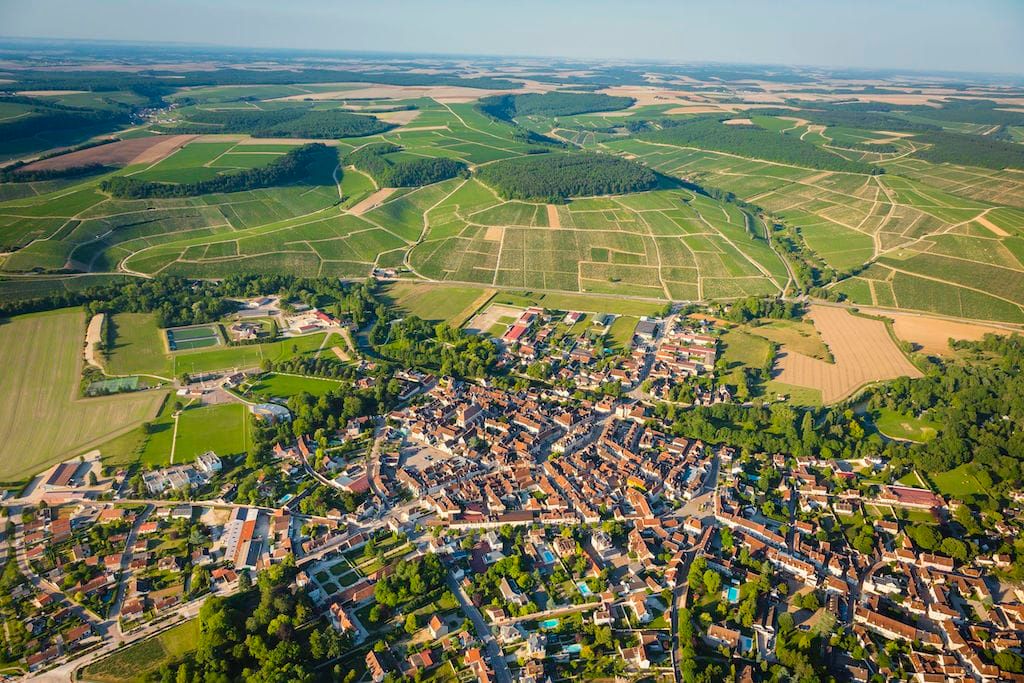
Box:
1, 0, 1023, 74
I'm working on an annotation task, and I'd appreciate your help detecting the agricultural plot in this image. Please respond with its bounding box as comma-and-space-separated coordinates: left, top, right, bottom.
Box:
408, 182, 785, 300
378, 281, 494, 325
772, 305, 922, 404
82, 619, 199, 683
0, 308, 166, 481
603, 134, 1024, 319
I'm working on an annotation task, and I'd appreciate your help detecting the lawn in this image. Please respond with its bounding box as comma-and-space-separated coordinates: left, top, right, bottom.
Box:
929, 464, 985, 499
106, 312, 174, 377
81, 618, 198, 683
172, 331, 332, 376
245, 372, 346, 398
138, 395, 180, 467
607, 315, 639, 350
379, 281, 494, 326
173, 403, 252, 462
763, 380, 823, 407
873, 407, 939, 442
719, 328, 773, 370
0, 308, 166, 482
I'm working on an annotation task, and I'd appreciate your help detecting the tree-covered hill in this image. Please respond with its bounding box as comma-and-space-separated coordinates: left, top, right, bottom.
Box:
159, 107, 394, 138
346, 143, 467, 187
639, 117, 878, 174
475, 152, 658, 201
477, 92, 635, 122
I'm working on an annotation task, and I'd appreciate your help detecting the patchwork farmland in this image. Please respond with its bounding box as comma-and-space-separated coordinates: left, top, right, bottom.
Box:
3, 77, 1024, 329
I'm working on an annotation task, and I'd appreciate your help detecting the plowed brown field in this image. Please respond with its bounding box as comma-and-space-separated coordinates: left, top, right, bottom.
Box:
21, 134, 196, 171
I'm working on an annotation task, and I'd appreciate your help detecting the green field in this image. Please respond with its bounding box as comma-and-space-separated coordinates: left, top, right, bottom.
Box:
172, 403, 252, 462
928, 464, 986, 499
490, 290, 666, 317
0, 309, 166, 482
746, 318, 831, 361
873, 407, 940, 442
81, 619, 199, 683
108, 316, 333, 377
245, 372, 346, 398
379, 281, 493, 326
106, 313, 174, 377
172, 331, 332, 376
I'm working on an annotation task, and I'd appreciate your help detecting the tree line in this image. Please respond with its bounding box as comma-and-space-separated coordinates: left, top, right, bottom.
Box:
100, 143, 335, 198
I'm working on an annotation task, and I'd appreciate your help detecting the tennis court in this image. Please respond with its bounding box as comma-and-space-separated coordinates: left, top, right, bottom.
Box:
166, 324, 221, 351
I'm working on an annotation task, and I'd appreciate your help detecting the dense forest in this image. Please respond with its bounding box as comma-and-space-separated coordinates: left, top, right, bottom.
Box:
345, 143, 467, 187
475, 152, 658, 201
477, 92, 635, 122
100, 143, 335, 198
913, 130, 1024, 170
640, 117, 878, 174
159, 107, 393, 138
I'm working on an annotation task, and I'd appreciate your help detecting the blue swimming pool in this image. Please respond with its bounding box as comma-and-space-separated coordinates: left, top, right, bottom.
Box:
542, 550, 555, 564
563, 643, 582, 654
726, 585, 740, 603
540, 618, 559, 629
577, 581, 592, 596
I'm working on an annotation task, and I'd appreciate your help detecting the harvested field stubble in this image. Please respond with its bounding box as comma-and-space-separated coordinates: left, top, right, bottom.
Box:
773, 305, 922, 403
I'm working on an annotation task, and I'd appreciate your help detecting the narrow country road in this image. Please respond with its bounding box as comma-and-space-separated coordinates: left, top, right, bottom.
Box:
446, 572, 512, 683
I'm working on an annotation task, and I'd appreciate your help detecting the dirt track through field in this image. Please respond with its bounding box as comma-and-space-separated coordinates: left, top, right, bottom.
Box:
547, 205, 562, 228
20, 134, 196, 171
974, 214, 1010, 237
774, 305, 922, 403
349, 188, 397, 215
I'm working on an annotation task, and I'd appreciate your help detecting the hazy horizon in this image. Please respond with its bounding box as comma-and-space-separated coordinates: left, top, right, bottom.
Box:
1, 0, 1022, 75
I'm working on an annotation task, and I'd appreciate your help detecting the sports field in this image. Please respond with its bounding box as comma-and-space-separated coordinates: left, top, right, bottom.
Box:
173, 403, 252, 462
0, 308, 165, 481
167, 323, 221, 351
